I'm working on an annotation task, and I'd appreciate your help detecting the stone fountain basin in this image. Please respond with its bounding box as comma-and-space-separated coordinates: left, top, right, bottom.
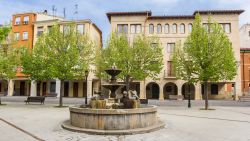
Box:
62, 105, 165, 135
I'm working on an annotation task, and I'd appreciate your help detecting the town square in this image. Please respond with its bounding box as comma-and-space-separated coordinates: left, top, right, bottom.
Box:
0, 0, 250, 141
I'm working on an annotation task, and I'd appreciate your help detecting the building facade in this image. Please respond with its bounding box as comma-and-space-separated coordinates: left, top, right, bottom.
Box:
106, 10, 243, 100
240, 48, 250, 95
240, 23, 250, 48
4, 11, 102, 99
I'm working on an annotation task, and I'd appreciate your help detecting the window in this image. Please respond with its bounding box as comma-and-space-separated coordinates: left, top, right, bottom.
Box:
22, 32, 28, 40
37, 27, 44, 36
167, 43, 175, 53
203, 23, 209, 32
117, 24, 128, 34
157, 24, 162, 34
180, 23, 185, 34
221, 23, 231, 33
164, 24, 169, 34
172, 24, 177, 33
15, 17, 20, 25
50, 82, 56, 93
47, 26, 52, 32
77, 24, 85, 34
149, 24, 154, 34
167, 61, 175, 77
188, 23, 192, 33
150, 43, 158, 48
63, 25, 70, 35
130, 24, 141, 34
23, 16, 29, 24
211, 84, 218, 95
14, 32, 20, 41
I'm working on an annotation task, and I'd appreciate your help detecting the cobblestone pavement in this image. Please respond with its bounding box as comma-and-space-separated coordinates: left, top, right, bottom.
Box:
0, 98, 250, 141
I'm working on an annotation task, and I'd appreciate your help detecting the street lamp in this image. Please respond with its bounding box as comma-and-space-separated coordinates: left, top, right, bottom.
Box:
85, 70, 89, 105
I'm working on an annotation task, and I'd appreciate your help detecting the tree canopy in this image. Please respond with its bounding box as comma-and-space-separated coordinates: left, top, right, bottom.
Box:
173, 14, 237, 109
97, 32, 163, 81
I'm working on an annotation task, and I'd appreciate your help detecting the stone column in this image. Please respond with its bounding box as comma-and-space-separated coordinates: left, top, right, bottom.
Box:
7, 79, 14, 96
87, 79, 93, 99
56, 79, 61, 98
177, 82, 182, 100
30, 81, 37, 96
159, 82, 164, 100
195, 84, 202, 100
139, 80, 146, 99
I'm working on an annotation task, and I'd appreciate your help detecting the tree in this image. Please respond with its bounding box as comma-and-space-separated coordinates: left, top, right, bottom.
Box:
21, 24, 94, 107
96, 32, 163, 95
173, 14, 237, 110
0, 26, 22, 104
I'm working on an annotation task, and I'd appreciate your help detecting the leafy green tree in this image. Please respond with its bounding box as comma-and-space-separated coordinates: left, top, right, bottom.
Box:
97, 32, 163, 94
173, 14, 237, 110
0, 26, 22, 104
21, 24, 94, 106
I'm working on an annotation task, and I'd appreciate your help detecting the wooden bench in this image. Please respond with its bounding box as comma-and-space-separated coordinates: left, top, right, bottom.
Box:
238, 95, 250, 102
169, 95, 183, 100
25, 96, 45, 104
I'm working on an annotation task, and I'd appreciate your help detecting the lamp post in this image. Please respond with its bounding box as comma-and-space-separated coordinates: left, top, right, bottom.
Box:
85, 70, 89, 105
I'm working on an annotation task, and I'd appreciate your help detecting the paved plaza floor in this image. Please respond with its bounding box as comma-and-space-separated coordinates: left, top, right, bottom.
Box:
0, 97, 250, 141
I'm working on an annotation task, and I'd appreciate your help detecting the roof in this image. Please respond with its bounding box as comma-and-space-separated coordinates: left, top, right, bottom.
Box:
106, 11, 152, 22
148, 15, 194, 20
193, 10, 244, 15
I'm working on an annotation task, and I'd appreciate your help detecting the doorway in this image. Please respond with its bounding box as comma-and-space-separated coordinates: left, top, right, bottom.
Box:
64, 82, 69, 97
20, 81, 25, 96
42, 82, 47, 96
73, 82, 78, 97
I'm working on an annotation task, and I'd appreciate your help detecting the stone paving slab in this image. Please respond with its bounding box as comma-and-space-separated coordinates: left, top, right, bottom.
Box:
0, 102, 250, 141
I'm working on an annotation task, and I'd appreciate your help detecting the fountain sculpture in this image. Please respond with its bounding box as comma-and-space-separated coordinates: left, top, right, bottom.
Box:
62, 66, 165, 135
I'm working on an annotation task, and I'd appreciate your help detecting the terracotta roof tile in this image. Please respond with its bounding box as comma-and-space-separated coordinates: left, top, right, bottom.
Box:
106, 11, 152, 22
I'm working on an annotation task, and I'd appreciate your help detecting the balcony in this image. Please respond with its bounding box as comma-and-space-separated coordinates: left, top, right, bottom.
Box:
164, 69, 176, 79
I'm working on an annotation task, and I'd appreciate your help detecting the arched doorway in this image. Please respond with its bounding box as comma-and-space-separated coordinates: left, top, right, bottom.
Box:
146, 82, 159, 99
163, 82, 177, 99
181, 83, 195, 100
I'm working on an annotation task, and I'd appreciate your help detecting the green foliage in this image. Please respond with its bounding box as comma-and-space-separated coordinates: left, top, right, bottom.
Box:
0, 26, 22, 81
173, 14, 237, 83
21, 24, 94, 81
0, 26, 11, 43
96, 32, 163, 81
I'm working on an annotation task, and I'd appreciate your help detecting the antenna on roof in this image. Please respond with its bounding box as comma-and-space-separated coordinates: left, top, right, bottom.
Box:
52, 5, 57, 19
74, 4, 78, 20
63, 8, 66, 19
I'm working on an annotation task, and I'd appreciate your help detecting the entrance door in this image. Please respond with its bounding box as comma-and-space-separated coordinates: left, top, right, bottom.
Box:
152, 84, 159, 99
37, 82, 40, 96
20, 81, 25, 96
73, 82, 78, 97
42, 82, 46, 96
64, 82, 69, 97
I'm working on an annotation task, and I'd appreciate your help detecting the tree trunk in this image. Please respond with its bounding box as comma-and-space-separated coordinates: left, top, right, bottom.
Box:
59, 80, 64, 107
204, 80, 209, 110
0, 97, 1, 105
126, 75, 130, 97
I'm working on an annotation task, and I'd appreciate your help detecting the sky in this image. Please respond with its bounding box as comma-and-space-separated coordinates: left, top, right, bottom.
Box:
0, 0, 250, 44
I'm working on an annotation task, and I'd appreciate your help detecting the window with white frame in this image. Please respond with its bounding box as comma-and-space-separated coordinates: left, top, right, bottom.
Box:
117, 24, 128, 34
172, 24, 177, 33
164, 24, 169, 34
188, 23, 192, 33
14, 32, 20, 41
15, 17, 20, 25
157, 24, 162, 34
37, 27, 44, 36
167, 43, 175, 53
130, 24, 141, 34
23, 16, 29, 24
221, 23, 231, 33
63, 25, 70, 35
77, 24, 85, 34
180, 23, 185, 34
23, 32, 28, 40
149, 24, 154, 34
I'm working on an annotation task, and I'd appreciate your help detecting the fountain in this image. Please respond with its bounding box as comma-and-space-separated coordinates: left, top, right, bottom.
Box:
62, 66, 165, 135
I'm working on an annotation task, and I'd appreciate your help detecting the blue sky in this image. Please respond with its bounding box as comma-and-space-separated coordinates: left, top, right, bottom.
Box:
0, 0, 249, 43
